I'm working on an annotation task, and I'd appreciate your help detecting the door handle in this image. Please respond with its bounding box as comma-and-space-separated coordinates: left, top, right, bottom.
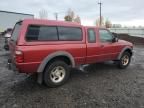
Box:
100, 45, 104, 48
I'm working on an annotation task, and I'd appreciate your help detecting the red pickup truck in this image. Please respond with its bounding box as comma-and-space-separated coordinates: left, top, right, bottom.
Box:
8, 19, 133, 87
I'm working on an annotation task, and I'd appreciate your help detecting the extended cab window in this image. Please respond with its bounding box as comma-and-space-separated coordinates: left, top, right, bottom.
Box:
58, 27, 82, 41
26, 25, 40, 41
88, 29, 96, 43
99, 29, 113, 42
26, 25, 58, 41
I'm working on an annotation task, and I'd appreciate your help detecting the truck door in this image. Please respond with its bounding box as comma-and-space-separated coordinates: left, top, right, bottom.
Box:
86, 28, 103, 64
98, 29, 118, 61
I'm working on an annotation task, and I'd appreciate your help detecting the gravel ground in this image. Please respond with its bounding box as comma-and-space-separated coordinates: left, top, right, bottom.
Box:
0, 36, 144, 108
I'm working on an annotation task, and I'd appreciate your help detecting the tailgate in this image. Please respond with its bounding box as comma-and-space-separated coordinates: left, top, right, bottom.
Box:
9, 22, 22, 62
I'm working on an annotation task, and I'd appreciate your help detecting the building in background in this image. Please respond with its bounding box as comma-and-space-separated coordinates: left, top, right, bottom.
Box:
0, 10, 34, 32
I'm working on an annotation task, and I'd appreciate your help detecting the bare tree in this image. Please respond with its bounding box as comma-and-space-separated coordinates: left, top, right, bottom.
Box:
74, 15, 81, 24
39, 9, 48, 19
64, 8, 75, 22
95, 16, 104, 27
64, 8, 81, 24
95, 17, 112, 28
64, 15, 73, 21
67, 8, 75, 20
105, 19, 112, 28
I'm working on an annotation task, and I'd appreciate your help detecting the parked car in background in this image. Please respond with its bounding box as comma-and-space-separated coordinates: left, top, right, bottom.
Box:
8, 19, 133, 87
4, 28, 12, 50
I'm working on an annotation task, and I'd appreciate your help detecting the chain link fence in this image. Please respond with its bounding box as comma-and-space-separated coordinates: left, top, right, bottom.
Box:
109, 28, 144, 38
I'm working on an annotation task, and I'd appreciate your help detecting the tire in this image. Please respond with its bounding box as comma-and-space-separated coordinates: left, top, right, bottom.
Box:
118, 52, 131, 69
44, 61, 70, 87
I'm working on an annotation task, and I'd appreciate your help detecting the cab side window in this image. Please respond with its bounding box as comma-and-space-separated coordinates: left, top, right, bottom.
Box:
88, 29, 96, 43
99, 29, 113, 42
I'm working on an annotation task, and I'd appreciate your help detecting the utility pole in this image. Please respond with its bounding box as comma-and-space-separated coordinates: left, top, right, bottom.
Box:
54, 12, 58, 20
98, 1, 102, 27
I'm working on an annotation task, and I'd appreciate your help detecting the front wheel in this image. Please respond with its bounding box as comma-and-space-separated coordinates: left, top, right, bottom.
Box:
118, 52, 131, 69
44, 61, 70, 87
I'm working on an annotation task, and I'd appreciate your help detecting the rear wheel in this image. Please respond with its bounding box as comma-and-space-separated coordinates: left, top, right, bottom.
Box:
44, 61, 70, 87
118, 52, 131, 69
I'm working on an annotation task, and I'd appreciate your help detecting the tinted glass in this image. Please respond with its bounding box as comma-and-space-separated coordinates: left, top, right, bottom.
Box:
88, 29, 96, 43
99, 30, 113, 42
58, 27, 82, 41
11, 23, 21, 42
38, 26, 58, 41
26, 25, 40, 41
26, 25, 58, 41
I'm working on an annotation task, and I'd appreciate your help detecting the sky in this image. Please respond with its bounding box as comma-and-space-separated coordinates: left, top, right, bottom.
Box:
0, 0, 144, 26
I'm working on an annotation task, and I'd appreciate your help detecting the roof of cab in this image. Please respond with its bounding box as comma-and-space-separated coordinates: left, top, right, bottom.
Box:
84, 26, 107, 30
22, 19, 82, 27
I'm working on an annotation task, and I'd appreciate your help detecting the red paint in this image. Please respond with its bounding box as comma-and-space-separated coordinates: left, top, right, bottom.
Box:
9, 19, 133, 73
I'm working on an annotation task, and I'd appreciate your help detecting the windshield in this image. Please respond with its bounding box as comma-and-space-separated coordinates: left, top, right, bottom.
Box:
11, 22, 21, 42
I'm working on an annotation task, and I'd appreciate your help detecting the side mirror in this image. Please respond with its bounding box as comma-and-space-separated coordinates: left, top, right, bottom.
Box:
111, 32, 119, 42
112, 35, 119, 42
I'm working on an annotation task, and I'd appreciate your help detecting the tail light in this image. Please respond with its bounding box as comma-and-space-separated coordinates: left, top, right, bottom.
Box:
15, 50, 24, 63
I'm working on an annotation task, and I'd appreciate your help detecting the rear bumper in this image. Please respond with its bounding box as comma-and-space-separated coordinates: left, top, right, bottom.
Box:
7, 59, 40, 73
